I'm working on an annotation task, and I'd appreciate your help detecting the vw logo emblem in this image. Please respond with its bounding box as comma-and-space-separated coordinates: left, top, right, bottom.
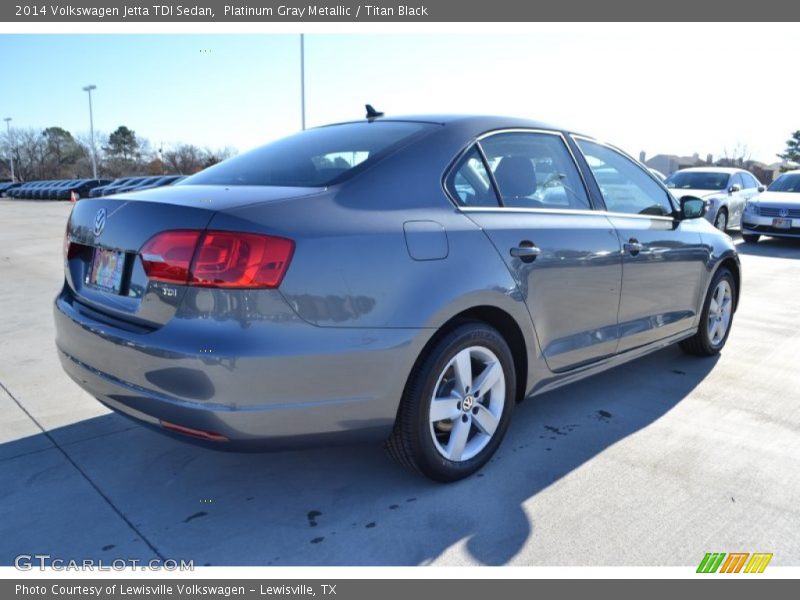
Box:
779, 207, 789, 218
462, 395, 475, 412
93, 208, 107, 236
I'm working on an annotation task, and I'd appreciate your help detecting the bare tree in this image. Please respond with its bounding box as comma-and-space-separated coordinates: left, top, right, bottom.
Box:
719, 142, 751, 167
163, 144, 235, 175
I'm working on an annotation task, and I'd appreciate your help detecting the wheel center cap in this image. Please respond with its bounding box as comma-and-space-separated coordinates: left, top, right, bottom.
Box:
462, 395, 475, 412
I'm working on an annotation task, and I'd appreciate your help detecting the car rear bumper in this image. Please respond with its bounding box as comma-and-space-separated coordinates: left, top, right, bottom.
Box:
54, 288, 429, 450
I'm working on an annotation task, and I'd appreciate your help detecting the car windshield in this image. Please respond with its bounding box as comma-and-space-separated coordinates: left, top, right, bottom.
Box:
665, 171, 730, 190
181, 121, 435, 187
768, 173, 800, 193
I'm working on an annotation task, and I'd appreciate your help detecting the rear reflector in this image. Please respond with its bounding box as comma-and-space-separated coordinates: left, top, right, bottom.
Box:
159, 420, 228, 442
140, 229, 294, 289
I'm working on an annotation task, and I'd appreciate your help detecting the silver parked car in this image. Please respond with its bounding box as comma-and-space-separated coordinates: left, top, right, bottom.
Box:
664, 167, 764, 231
741, 170, 800, 243
55, 114, 740, 481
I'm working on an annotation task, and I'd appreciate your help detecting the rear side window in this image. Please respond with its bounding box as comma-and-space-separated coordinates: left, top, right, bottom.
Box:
577, 139, 674, 216
182, 121, 434, 187
447, 146, 499, 207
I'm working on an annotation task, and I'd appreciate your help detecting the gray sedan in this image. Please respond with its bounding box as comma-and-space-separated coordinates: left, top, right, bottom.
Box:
55, 114, 740, 481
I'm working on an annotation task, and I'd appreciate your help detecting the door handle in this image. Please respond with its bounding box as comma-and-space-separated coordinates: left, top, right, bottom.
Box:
510, 242, 541, 263
624, 239, 644, 255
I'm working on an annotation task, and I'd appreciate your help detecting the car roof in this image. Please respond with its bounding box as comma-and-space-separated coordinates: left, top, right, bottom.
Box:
776, 169, 800, 176
675, 167, 744, 174
321, 114, 583, 136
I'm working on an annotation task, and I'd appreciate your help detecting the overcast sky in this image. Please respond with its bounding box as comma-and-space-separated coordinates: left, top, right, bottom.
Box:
1, 26, 796, 163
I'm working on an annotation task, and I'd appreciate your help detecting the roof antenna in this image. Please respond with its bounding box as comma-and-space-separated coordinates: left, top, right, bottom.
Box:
365, 104, 384, 120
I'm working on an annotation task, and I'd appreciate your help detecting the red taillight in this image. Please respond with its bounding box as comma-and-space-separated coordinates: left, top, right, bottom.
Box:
140, 230, 203, 284
139, 230, 294, 289
190, 231, 294, 288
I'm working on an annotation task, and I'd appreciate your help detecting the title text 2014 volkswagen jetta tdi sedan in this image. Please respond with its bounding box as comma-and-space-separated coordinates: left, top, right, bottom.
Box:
55, 115, 740, 481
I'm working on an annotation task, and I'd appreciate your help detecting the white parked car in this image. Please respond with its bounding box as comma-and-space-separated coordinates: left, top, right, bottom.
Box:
741, 170, 800, 243
664, 167, 764, 231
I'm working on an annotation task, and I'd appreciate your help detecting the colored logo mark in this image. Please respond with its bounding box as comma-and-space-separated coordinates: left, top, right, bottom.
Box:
697, 552, 773, 573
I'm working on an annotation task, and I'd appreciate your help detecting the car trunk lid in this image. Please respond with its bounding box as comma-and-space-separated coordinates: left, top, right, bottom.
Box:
64, 186, 322, 328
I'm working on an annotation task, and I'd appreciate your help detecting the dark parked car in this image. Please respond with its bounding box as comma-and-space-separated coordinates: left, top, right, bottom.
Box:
90, 178, 129, 198
93, 177, 140, 197
44, 180, 71, 200
127, 174, 184, 192
8, 182, 28, 198
56, 114, 740, 481
57, 179, 111, 200
0, 181, 21, 196
25, 181, 49, 199
112, 176, 162, 194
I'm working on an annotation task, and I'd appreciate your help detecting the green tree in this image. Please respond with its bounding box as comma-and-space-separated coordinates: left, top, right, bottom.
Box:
104, 126, 140, 161
777, 130, 800, 166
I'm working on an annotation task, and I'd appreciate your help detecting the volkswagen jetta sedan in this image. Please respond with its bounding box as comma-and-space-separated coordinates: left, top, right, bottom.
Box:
55, 115, 740, 481
741, 170, 800, 243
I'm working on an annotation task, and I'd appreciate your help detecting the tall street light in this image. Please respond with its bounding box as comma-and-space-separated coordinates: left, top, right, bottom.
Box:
3, 117, 14, 182
82, 85, 98, 178
300, 34, 306, 130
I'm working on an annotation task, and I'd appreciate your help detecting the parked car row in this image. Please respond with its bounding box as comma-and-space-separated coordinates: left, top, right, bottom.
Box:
89, 175, 185, 197
4, 178, 110, 200
2, 174, 185, 200
664, 167, 765, 231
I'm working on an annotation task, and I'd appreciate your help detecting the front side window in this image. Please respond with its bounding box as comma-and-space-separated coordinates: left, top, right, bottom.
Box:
665, 170, 730, 191
182, 121, 434, 187
740, 172, 760, 190
578, 139, 675, 217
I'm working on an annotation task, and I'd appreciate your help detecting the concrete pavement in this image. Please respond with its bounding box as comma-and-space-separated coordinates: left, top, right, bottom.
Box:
1, 199, 798, 566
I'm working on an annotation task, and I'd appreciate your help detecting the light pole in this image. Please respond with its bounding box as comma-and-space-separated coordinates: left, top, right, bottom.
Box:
82, 85, 98, 178
300, 34, 306, 130
3, 117, 13, 182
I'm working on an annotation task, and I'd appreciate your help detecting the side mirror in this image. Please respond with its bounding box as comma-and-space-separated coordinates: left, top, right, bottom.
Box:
728, 184, 741, 194
757, 185, 766, 193
680, 195, 706, 220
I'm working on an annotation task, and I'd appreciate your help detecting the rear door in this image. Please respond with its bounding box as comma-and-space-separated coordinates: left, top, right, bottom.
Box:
574, 138, 707, 352
450, 130, 623, 372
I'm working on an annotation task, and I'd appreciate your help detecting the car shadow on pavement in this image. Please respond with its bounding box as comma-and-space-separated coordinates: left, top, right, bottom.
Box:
0, 345, 717, 566
735, 237, 800, 259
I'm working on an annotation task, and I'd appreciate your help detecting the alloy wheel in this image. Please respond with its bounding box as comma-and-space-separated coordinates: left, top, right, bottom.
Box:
715, 210, 728, 231
428, 346, 506, 462
707, 280, 733, 346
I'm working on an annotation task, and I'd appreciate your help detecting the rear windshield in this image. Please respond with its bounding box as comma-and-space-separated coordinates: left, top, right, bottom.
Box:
665, 171, 730, 191
768, 173, 800, 193
181, 121, 434, 187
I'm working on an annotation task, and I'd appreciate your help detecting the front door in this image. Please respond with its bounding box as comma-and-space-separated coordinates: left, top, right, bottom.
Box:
575, 138, 707, 352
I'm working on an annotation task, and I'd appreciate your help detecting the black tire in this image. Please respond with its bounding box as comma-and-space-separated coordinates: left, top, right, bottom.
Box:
742, 233, 760, 244
714, 208, 728, 231
680, 267, 736, 356
386, 322, 516, 482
